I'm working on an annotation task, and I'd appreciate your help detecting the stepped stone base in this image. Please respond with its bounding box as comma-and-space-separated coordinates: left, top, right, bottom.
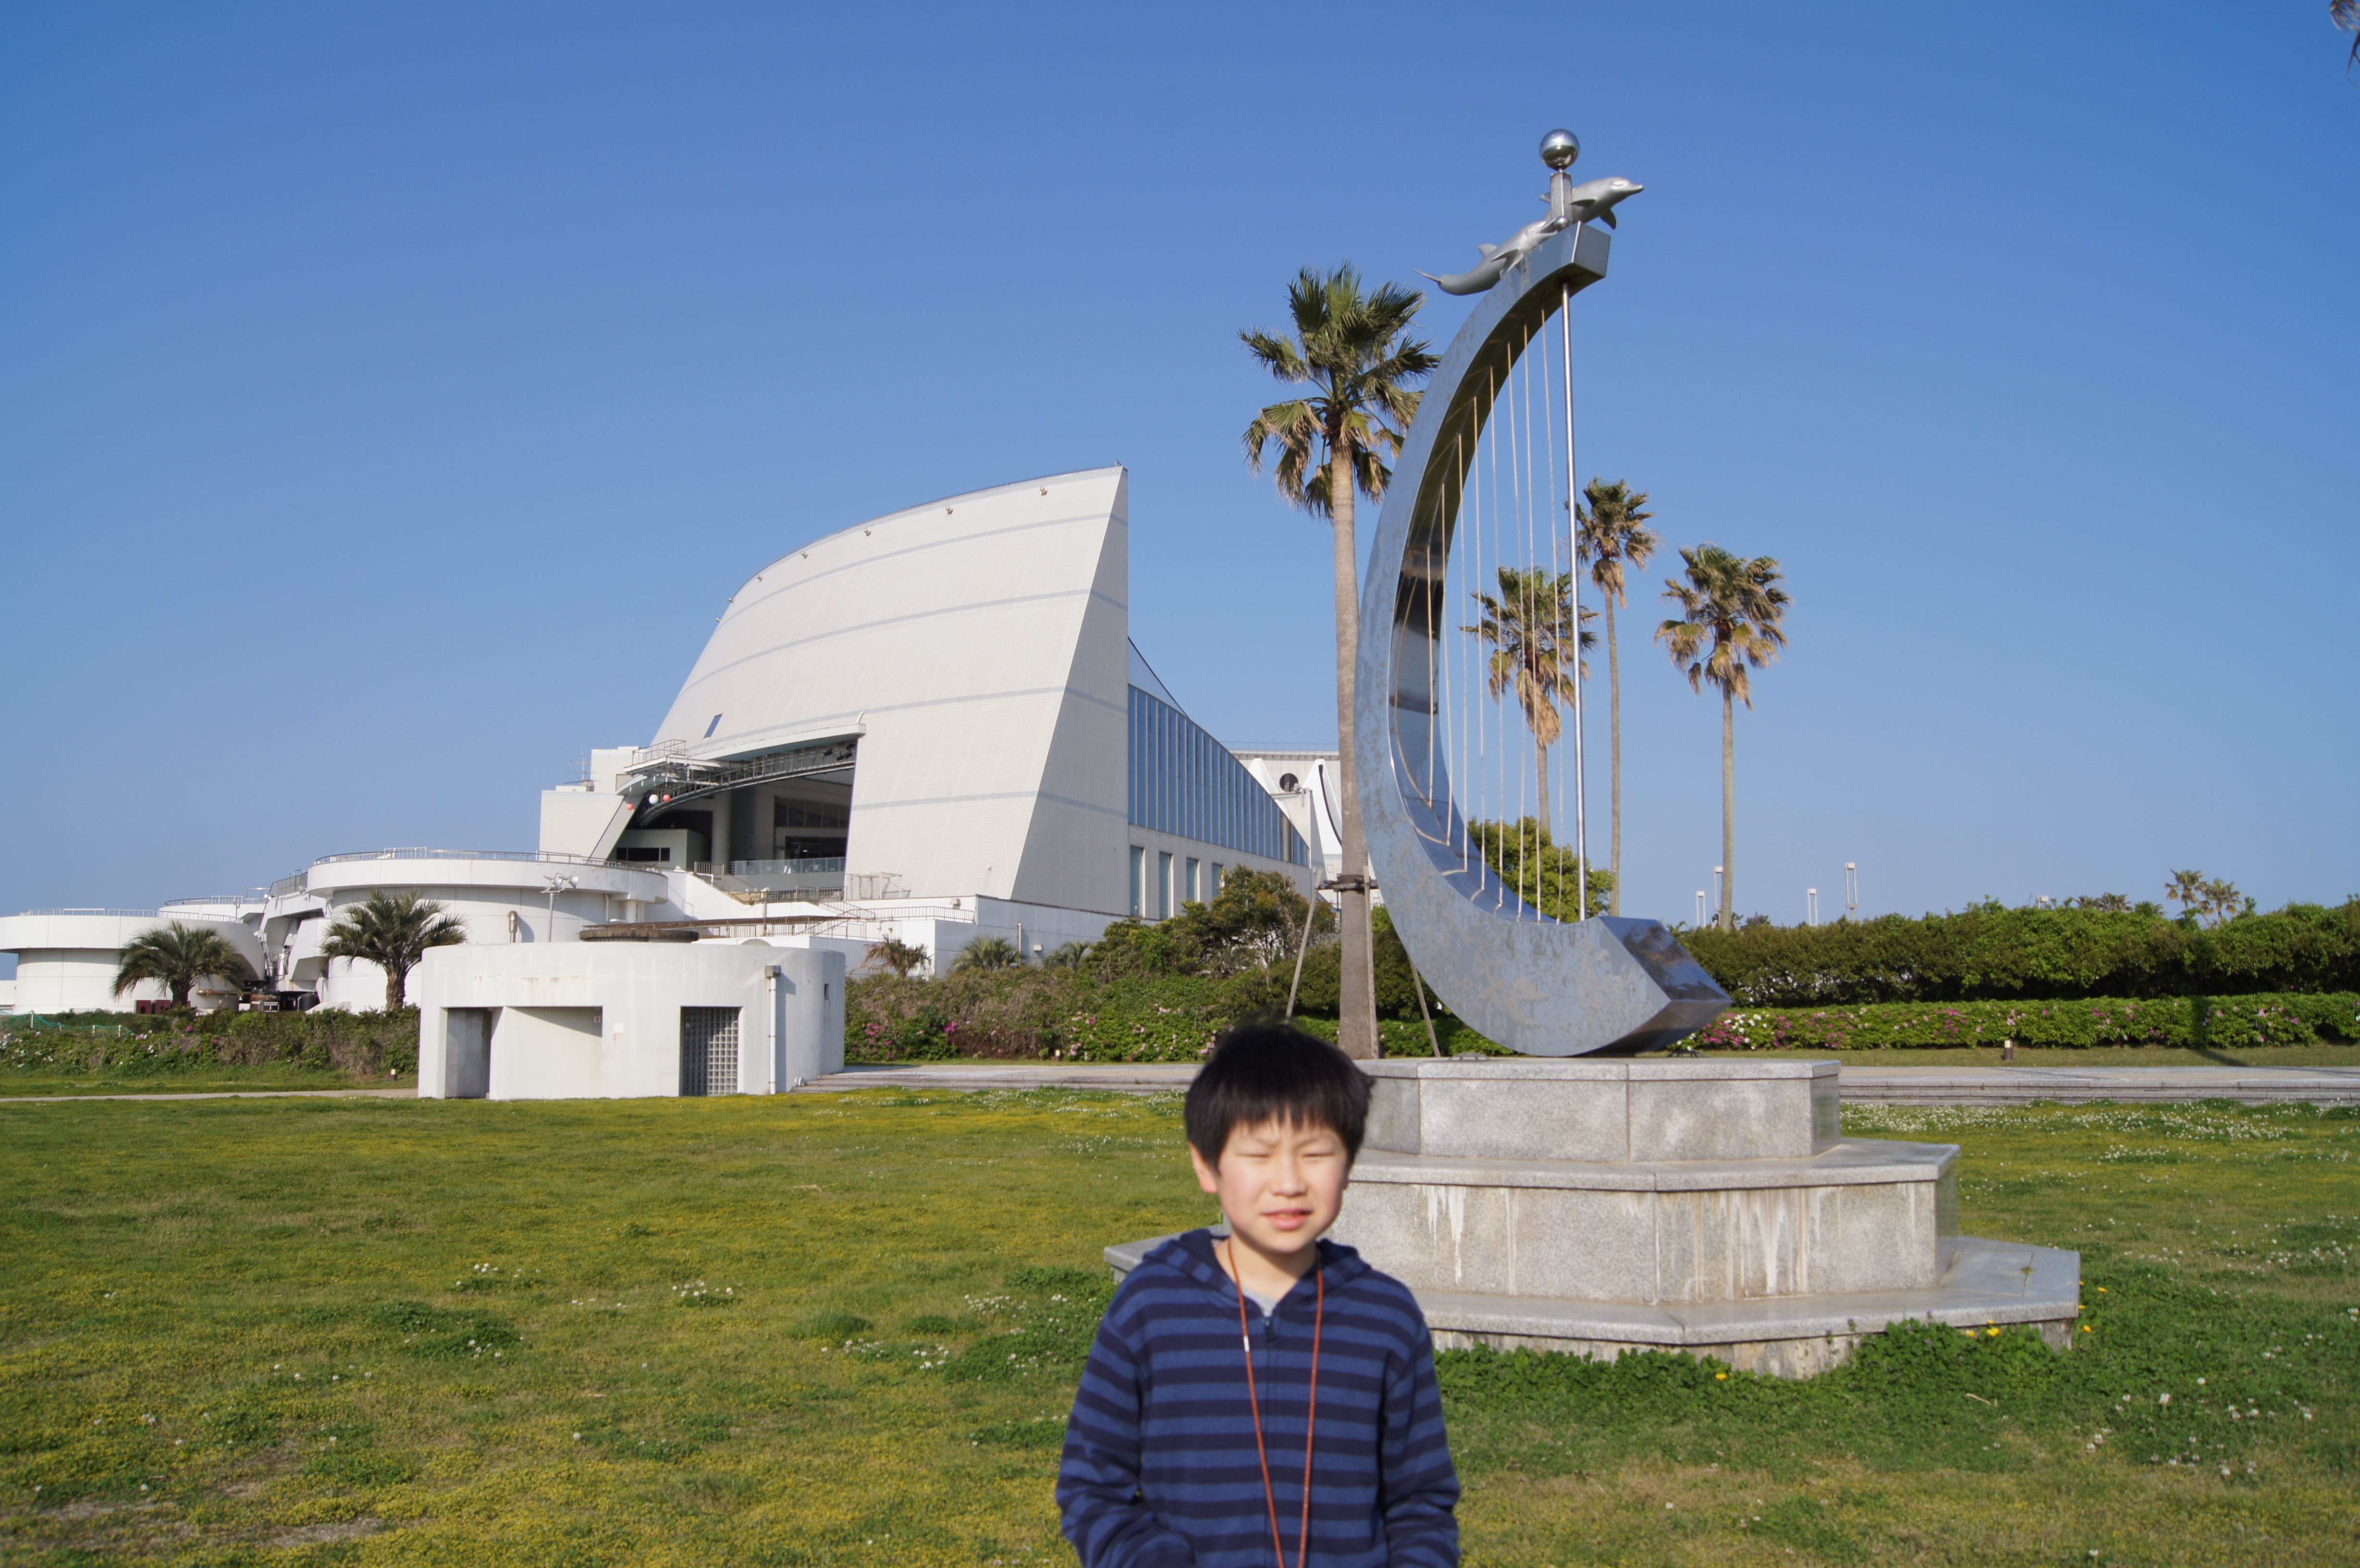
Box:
1103, 1057, 2081, 1378
1104, 1234, 2080, 1380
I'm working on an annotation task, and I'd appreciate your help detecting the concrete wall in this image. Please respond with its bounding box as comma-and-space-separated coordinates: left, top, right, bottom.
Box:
411, 941, 845, 1100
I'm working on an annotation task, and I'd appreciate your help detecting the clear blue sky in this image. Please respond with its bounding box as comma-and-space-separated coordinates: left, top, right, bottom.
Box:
4, 1, 2354, 956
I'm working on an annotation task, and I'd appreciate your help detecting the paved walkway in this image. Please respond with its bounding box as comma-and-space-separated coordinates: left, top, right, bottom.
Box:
1836, 1062, 2360, 1106
9, 1063, 2354, 1107
804, 1060, 2360, 1106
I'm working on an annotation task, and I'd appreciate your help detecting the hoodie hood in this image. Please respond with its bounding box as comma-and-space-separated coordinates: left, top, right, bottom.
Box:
1153, 1227, 1373, 1309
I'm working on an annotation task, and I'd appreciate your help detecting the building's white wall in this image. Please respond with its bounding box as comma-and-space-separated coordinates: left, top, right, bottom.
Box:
489, 1006, 605, 1099
412, 942, 845, 1100
646, 469, 1132, 915
539, 792, 634, 858
0, 912, 265, 1013
1234, 750, 1344, 882
9, 951, 166, 1013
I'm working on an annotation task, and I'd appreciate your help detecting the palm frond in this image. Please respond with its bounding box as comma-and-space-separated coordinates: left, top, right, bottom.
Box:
1239, 263, 1434, 519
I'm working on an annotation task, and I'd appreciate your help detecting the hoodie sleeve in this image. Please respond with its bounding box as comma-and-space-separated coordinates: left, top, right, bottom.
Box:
1057, 1304, 1195, 1568
1379, 1322, 1462, 1568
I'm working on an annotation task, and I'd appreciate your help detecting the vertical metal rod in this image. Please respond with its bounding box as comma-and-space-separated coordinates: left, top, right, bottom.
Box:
1283, 886, 1322, 1020
1411, 960, 1443, 1056
1562, 278, 1588, 919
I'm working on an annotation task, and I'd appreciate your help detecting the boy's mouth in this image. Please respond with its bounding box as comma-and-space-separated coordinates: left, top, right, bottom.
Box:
1263, 1207, 1314, 1230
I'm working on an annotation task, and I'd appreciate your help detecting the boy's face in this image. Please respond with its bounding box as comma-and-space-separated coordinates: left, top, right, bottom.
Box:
1190, 1115, 1350, 1266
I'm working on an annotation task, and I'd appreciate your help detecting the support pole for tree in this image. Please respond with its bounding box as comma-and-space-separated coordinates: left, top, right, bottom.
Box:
1282, 884, 1325, 1020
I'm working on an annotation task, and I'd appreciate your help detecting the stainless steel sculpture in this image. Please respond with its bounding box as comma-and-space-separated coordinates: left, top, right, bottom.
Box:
1421, 129, 1645, 296
1356, 138, 1728, 1056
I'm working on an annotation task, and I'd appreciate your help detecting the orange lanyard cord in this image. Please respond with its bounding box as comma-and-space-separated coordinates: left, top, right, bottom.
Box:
1229, 1238, 1323, 1568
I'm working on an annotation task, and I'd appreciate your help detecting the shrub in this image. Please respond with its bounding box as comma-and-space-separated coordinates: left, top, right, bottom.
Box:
0, 1007, 420, 1078
1683, 899, 2360, 1006
1692, 991, 2360, 1051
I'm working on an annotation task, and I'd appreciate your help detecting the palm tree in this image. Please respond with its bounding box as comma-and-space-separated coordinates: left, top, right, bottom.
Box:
1575, 479, 1660, 915
1042, 941, 1093, 970
951, 936, 1022, 973
320, 891, 466, 1011
112, 921, 253, 1010
1657, 545, 1790, 932
1241, 265, 1437, 1059
2337, 0, 2360, 70
863, 937, 929, 979
2164, 870, 2208, 919
1463, 565, 1593, 840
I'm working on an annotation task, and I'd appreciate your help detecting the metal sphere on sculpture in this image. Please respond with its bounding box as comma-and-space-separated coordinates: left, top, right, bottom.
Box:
1539, 128, 1580, 170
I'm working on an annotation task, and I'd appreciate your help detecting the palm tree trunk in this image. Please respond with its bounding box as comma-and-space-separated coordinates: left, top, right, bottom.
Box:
1606, 592, 1622, 916
1329, 447, 1377, 1059
387, 966, 405, 1014
1720, 685, 1736, 932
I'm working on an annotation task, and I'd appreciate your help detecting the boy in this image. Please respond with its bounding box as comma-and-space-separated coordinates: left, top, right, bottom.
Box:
1057, 1025, 1460, 1567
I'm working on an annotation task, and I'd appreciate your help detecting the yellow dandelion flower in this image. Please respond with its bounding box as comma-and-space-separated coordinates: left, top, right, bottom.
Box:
2082, 1324, 2093, 1333
1716, 1372, 1728, 1381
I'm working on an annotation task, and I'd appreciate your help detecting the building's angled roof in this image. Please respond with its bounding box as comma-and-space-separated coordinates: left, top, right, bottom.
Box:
647, 467, 1133, 911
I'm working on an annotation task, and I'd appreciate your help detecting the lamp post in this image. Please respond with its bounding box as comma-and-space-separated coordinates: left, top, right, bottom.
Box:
1807, 888, 1818, 926
1695, 890, 1707, 927
1845, 862, 1857, 919
542, 874, 578, 943
1711, 866, 1723, 927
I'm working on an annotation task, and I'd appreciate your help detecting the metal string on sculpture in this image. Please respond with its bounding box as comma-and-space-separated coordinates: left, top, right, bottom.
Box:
1361, 129, 1730, 1055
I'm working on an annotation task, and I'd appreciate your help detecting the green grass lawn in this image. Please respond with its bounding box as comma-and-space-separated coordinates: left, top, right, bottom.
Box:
2, 1090, 2356, 1566
0, 1066, 391, 1098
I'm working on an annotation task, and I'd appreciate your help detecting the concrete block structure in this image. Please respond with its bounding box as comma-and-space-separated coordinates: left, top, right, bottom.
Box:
412, 942, 843, 1100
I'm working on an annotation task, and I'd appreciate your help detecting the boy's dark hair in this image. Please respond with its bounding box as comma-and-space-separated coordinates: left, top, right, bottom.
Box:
1185, 1024, 1370, 1165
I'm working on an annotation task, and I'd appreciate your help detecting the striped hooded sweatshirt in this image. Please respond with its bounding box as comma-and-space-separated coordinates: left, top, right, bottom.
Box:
1057, 1229, 1460, 1568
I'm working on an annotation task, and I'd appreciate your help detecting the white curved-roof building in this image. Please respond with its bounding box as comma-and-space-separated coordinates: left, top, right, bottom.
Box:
5, 467, 1315, 1015
544, 466, 1312, 925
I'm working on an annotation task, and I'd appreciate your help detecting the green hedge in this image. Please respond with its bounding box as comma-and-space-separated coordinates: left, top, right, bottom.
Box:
1693, 992, 2360, 1052
0, 1007, 419, 1078
848, 969, 1287, 1064
1682, 901, 2360, 1005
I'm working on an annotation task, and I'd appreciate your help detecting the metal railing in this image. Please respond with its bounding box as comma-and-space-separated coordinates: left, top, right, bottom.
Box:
160, 896, 264, 910
622, 739, 858, 808
725, 857, 847, 877
310, 848, 640, 868
11, 908, 163, 919
265, 847, 672, 899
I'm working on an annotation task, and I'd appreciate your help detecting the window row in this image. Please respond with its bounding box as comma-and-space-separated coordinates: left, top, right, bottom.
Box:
1127, 686, 1308, 866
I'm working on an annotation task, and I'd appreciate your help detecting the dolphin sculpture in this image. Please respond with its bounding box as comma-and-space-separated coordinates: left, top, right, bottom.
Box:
1422, 177, 1644, 295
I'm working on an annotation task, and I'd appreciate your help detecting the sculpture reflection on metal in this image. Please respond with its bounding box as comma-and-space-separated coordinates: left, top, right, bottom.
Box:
1356, 135, 1729, 1056
1421, 129, 1645, 296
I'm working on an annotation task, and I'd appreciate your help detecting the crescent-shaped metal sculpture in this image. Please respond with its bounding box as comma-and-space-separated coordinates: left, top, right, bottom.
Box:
1353, 216, 1732, 1055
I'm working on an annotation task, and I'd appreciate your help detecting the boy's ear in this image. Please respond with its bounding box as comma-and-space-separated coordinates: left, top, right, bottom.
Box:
1188, 1143, 1221, 1196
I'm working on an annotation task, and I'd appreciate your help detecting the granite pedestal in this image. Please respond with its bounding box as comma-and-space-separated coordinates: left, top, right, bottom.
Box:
1107, 1058, 2081, 1378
